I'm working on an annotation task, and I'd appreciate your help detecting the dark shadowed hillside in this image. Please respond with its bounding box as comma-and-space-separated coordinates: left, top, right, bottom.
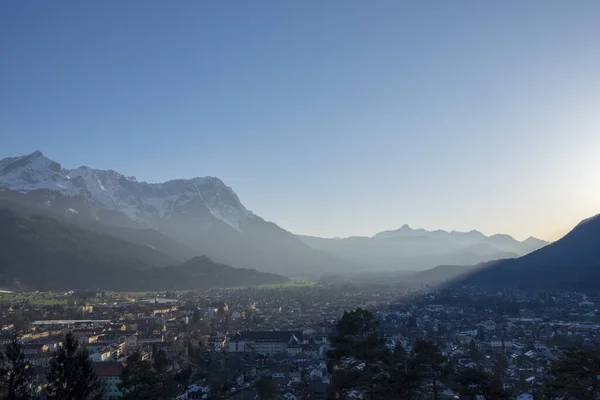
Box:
455, 214, 600, 291
0, 196, 200, 263
407, 265, 475, 285
0, 208, 288, 291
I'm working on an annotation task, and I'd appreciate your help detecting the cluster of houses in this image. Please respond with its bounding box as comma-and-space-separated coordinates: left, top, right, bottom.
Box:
2, 283, 599, 399
1, 295, 336, 399
378, 289, 600, 398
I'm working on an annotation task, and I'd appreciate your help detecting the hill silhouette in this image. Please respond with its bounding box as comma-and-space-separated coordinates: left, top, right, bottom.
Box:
0, 208, 288, 291
454, 214, 600, 291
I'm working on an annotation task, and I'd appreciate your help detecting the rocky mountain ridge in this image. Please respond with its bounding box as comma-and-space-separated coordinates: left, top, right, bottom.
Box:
0, 151, 252, 231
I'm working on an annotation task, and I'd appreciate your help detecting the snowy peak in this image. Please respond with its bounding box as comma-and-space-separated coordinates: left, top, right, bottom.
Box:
0, 151, 252, 231
0, 151, 66, 191
0, 150, 60, 172
0, 150, 59, 175
166, 176, 251, 230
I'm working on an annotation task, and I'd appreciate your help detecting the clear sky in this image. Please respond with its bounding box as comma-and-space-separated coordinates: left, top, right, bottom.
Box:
1, 1, 599, 241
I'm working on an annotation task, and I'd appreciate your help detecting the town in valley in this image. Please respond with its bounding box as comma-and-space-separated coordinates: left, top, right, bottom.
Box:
2, 280, 598, 399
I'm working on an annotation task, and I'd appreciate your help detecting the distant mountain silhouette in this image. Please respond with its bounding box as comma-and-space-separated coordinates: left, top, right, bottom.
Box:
454, 214, 600, 291
0, 207, 288, 291
298, 224, 545, 271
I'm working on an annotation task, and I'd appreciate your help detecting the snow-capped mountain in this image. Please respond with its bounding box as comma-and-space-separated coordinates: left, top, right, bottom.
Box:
0, 151, 253, 231
0, 151, 343, 276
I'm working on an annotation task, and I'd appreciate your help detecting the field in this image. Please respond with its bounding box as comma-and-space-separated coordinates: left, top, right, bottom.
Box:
0, 292, 68, 305
0, 281, 318, 305
257, 279, 317, 288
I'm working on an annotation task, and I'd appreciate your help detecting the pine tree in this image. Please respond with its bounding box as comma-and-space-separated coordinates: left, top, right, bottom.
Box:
327, 308, 390, 399
387, 343, 419, 400
0, 335, 34, 400
119, 350, 161, 400
152, 347, 176, 399
46, 332, 103, 400
257, 377, 277, 400
544, 347, 600, 400
411, 339, 448, 400
192, 309, 200, 324
469, 339, 480, 361
151, 347, 168, 374
328, 308, 387, 365
455, 367, 508, 400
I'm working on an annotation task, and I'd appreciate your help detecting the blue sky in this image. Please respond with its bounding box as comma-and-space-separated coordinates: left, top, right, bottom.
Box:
1, 1, 600, 241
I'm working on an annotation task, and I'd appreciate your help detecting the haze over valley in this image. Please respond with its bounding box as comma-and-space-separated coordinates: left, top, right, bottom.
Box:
0, 150, 560, 291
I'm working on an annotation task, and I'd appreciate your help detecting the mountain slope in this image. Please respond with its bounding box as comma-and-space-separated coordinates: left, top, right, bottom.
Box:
0, 208, 288, 291
0, 194, 199, 262
407, 265, 475, 285
0, 207, 176, 269
455, 214, 600, 291
0, 151, 253, 230
0, 151, 346, 276
520, 236, 551, 255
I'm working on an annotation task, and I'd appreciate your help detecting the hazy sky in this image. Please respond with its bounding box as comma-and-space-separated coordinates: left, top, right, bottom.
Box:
2, 1, 599, 241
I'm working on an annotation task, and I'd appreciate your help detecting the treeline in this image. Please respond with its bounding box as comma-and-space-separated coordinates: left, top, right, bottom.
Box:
327, 308, 600, 399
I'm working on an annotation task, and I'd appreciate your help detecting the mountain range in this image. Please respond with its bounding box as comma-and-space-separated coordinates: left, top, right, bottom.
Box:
318, 213, 600, 292
0, 151, 551, 287
0, 151, 346, 277
298, 225, 548, 271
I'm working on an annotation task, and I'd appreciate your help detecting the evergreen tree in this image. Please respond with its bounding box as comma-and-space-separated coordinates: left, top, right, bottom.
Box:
327, 308, 389, 399
411, 340, 448, 400
119, 350, 161, 400
544, 347, 600, 400
192, 309, 200, 324
151, 347, 168, 374
328, 308, 387, 365
407, 316, 417, 331
46, 332, 103, 400
455, 367, 508, 400
476, 329, 485, 341
0, 335, 34, 400
469, 339, 480, 361
152, 347, 177, 399
257, 377, 277, 400
175, 364, 192, 386
387, 343, 419, 400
